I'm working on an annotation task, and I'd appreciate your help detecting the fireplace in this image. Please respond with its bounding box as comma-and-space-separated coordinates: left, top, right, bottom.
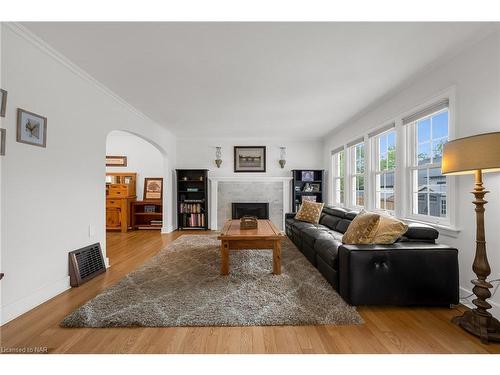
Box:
232, 203, 269, 219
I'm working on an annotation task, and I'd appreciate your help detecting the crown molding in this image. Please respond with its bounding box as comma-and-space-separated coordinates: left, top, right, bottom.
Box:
3, 22, 163, 128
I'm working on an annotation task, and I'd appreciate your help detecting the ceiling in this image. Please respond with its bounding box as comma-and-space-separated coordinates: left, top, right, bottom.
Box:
23, 22, 496, 139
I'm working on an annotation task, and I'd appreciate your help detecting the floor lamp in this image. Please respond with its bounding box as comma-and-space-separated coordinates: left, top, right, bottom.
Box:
442, 131, 500, 343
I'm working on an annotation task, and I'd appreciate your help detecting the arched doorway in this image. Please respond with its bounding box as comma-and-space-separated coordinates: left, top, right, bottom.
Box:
104, 130, 172, 244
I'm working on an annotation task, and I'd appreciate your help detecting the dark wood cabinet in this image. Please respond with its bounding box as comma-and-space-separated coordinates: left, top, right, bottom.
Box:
176, 169, 209, 230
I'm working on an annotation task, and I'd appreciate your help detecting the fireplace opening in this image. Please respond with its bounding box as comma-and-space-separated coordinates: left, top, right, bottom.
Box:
232, 203, 269, 219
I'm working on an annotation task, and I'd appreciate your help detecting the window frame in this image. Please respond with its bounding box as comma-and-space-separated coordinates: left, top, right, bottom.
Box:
405, 107, 454, 226
331, 148, 346, 206
371, 128, 397, 214
327, 88, 457, 233
348, 141, 366, 209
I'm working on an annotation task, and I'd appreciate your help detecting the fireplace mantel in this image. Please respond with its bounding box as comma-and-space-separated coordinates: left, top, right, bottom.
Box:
209, 176, 293, 230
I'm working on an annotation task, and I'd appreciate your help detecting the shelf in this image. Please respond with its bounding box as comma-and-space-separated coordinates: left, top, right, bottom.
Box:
178, 190, 205, 193
134, 212, 162, 216
179, 180, 205, 182
295, 180, 323, 183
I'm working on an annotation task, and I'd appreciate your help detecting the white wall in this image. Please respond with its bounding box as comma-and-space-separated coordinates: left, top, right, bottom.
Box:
323, 30, 500, 318
0, 23, 177, 325
106, 131, 164, 200
176, 137, 324, 177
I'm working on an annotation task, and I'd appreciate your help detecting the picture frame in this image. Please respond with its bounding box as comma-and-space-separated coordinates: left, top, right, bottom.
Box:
234, 146, 266, 173
310, 183, 321, 192
144, 177, 163, 200
301, 170, 314, 181
144, 205, 157, 213
16, 108, 47, 148
0, 89, 7, 117
0, 128, 6, 156
106, 155, 128, 167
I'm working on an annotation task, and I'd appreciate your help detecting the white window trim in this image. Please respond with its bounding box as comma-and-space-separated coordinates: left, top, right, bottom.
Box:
403, 98, 457, 229
331, 149, 346, 206
325, 87, 459, 233
348, 140, 366, 209
370, 128, 397, 215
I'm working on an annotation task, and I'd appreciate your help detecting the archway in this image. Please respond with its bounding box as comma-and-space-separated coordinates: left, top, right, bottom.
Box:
104, 130, 172, 244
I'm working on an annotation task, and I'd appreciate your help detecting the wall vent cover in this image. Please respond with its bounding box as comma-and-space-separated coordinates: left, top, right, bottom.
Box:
69, 242, 106, 287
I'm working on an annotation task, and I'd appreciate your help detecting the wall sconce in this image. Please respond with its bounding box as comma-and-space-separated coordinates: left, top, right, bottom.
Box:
279, 146, 286, 168
215, 146, 222, 168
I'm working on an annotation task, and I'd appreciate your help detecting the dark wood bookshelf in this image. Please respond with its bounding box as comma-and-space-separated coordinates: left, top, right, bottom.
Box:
176, 169, 209, 230
291, 169, 325, 212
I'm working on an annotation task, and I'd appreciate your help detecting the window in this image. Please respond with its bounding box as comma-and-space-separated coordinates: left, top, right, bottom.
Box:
409, 109, 449, 220
349, 142, 365, 207
374, 130, 396, 211
332, 149, 345, 205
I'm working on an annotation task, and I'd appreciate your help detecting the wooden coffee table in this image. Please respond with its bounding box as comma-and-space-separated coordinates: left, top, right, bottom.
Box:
217, 219, 285, 275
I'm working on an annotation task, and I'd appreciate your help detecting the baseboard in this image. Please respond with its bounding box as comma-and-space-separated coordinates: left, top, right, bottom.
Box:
1, 276, 71, 326
161, 225, 174, 233
459, 286, 500, 319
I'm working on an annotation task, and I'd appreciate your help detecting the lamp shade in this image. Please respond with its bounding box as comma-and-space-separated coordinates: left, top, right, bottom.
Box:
442, 132, 500, 175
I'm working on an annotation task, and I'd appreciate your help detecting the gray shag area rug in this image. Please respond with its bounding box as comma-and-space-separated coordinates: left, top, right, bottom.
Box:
60, 235, 362, 328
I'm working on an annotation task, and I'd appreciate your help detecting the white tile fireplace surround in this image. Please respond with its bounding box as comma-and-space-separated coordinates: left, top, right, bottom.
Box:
209, 177, 293, 230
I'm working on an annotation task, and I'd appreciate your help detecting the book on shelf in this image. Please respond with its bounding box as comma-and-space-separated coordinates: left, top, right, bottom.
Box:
179, 203, 203, 213
181, 213, 205, 227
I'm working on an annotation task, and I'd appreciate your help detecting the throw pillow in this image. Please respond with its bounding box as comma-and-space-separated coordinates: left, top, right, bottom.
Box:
372, 215, 408, 244
295, 200, 325, 224
342, 210, 381, 244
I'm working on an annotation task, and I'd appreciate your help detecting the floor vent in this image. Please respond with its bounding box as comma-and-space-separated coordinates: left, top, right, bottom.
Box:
69, 243, 106, 287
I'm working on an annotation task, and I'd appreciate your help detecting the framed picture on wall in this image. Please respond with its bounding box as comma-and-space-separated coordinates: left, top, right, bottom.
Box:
0, 89, 7, 117
234, 146, 266, 172
144, 177, 163, 200
16, 108, 47, 148
106, 155, 128, 167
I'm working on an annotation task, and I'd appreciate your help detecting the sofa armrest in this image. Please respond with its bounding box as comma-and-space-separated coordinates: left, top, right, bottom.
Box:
338, 243, 459, 306
285, 212, 296, 220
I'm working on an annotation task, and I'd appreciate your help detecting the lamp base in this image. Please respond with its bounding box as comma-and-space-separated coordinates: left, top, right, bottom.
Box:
452, 309, 500, 344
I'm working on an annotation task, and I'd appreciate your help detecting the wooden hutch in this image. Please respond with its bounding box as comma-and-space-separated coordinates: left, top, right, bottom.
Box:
106, 172, 137, 232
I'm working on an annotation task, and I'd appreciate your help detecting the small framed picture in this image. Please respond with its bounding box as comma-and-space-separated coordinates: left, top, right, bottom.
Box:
0, 89, 7, 117
17, 108, 47, 148
303, 183, 313, 192
144, 177, 163, 200
106, 155, 127, 167
310, 183, 321, 192
301, 170, 314, 181
234, 146, 266, 173
0, 128, 6, 156
144, 205, 157, 213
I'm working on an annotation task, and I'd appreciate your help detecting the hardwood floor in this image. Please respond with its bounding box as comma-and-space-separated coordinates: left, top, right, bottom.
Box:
1, 230, 499, 354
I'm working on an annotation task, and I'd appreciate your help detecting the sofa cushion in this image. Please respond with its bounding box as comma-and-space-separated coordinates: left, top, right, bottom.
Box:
345, 210, 359, 220
295, 200, 324, 224
342, 210, 381, 244
301, 226, 332, 246
290, 220, 321, 232
402, 223, 439, 242
335, 219, 351, 234
314, 236, 343, 269
319, 214, 342, 230
372, 215, 408, 244
322, 206, 348, 218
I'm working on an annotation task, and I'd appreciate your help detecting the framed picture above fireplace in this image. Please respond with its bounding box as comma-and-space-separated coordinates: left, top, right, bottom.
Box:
234, 146, 266, 173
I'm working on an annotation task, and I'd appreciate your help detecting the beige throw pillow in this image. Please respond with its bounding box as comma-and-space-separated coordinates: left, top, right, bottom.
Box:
372, 215, 408, 244
342, 210, 381, 244
295, 200, 324, 224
